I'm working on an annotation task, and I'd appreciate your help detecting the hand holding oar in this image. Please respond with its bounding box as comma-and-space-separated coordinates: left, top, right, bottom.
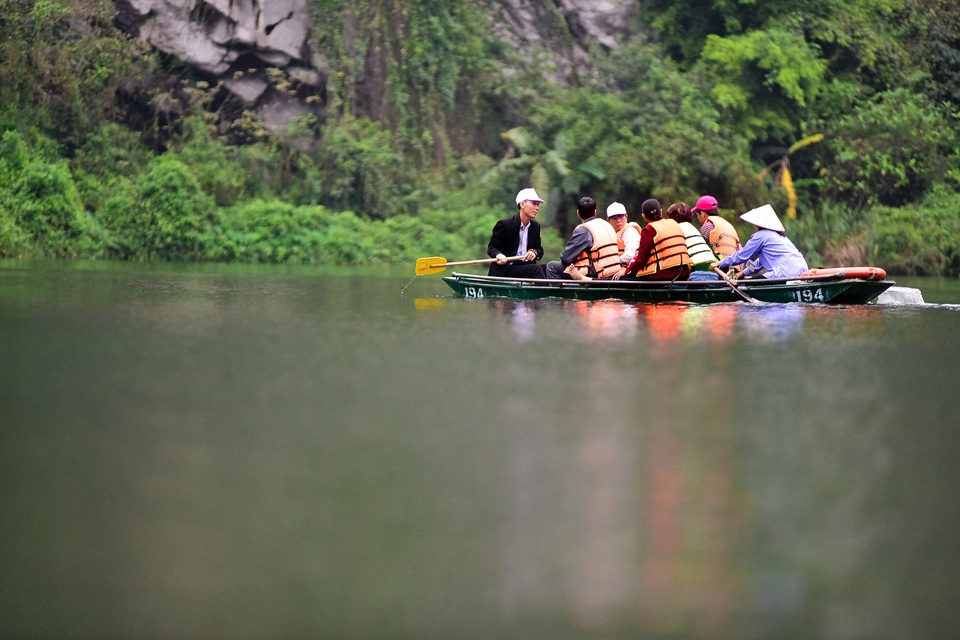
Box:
415, 255, 524, 276
711, 264, 758, 303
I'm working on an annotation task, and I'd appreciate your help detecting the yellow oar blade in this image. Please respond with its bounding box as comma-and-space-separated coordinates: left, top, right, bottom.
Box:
415, 256, 448, 276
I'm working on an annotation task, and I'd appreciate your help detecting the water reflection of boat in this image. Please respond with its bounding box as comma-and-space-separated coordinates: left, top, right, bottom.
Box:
442, 271, 893, 305
739, 305, 807, 341
564, 300, 637, 340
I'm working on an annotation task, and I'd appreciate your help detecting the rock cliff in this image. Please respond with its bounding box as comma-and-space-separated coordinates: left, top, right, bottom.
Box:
114, 0, 641, 134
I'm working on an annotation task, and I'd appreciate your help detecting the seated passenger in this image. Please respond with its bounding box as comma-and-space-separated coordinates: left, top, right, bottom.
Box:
692, 194, 741, 258
667, 201, 718, 280
711, 204, 809, 279
545, 196, 621, 280
615, 199, 693, 281
606, 201, 642, 268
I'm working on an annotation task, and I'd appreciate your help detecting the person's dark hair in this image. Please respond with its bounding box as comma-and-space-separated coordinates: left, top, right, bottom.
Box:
641, 198, 662, 221
577, 196, 597, 219
666, 202, 692, 224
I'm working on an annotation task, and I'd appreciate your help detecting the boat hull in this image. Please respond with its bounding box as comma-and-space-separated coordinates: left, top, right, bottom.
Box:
441, 272, 894, 305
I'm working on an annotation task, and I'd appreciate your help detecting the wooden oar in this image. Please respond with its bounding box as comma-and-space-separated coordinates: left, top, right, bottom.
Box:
711, 265, 758, 303
415, 255, 524, 276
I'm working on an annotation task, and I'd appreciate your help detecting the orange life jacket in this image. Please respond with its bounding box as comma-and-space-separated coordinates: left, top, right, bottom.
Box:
707, 215, 741, 257
572, 218, 621, 279
634, 219, 693, 277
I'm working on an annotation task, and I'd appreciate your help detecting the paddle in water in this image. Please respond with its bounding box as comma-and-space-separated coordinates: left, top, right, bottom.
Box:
711, 265, 758, 303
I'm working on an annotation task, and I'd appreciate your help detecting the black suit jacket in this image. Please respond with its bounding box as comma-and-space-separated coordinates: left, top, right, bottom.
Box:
486, 213, 544, 276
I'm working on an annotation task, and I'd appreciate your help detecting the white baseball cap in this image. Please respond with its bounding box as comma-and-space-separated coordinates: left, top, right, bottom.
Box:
515, 188, 544, 204
606, 202, 627, 217
740, 204, 785, 232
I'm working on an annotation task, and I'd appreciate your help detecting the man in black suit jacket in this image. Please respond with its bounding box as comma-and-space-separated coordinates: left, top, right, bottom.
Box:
486, 188, 546, 277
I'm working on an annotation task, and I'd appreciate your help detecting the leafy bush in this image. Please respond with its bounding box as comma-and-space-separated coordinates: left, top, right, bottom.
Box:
71, 123, 154, 213
871, 190, 960, 275
786, 201, 876, 268
103, 157, 218, 260
168, 115, 308, 208
0, 0, 155, 153
527, 41, 773, 221
212, 190, 542, 267
0, 130, 95, 257
0, 203, 31, 257
694, 28, 828, 142
219, 200, 329, 263
816, 89, 958, 208
312, 116, 412, 219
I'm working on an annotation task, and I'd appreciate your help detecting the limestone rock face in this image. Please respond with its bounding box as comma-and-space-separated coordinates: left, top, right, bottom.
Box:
555, 0, 638, 50
114, 0, 641, 133
119, 0, 310, 74
116, 0, 315, 133
484, 0, 640, 78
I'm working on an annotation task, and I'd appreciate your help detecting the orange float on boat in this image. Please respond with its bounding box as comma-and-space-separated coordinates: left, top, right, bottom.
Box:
800, 267, 887, 281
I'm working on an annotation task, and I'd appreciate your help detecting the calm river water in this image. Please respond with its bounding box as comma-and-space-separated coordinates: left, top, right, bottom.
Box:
2, 260, 959, 640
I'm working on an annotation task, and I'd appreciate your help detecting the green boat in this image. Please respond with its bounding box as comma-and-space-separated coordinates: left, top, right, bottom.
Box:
441, 271, 894, 305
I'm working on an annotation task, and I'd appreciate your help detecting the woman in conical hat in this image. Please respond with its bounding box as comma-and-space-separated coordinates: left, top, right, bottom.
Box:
709, 204, 809, 279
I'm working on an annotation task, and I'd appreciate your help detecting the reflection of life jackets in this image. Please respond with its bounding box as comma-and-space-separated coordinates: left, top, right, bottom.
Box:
572, 218, 621, 279
678, 221, 716, 268
635, 219, 692, 277
639, 303, 687, 342
616, 221, 642, 254
707, 216, 740, 257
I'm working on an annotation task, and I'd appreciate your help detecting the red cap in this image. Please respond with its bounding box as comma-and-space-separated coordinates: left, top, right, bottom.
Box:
691, 195, 718, 212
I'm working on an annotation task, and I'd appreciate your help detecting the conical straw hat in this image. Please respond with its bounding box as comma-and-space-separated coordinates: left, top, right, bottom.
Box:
740, 204, 784, 232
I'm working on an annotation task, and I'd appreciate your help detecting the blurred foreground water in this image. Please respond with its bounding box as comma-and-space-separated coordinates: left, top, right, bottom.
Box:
1, 262, 959, 639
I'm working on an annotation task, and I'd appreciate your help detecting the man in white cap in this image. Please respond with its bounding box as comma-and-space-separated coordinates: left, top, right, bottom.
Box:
486, 187, 546, 277
710, 204, 809, 279
606, 201, 642, 268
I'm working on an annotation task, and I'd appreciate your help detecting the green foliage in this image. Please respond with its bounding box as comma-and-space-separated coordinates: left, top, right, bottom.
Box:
0, 129, 94, 257
103, 157, 219, 260
313, 116, 411, 218
309, 0, 492, 168
522, 42, 773, 224
71, 123, 154, 212
785, 201, 876, 267
0, 202, 31, 257
815, 88, 957, 207
215, 194, 519, 266
790, 187, 960, 276
166, 106, 327, 208
0, 0, 155, 152
219, 200, 329, 263
871, 189, 960, 275
695, 28, 828, 141
0, 0, 958, 274
648, 0, 905, 79
901, 0, 960, 112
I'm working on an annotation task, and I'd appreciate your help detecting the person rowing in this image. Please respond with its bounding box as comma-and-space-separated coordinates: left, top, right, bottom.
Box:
486, 188, 547, 278
710, 204, 809, 279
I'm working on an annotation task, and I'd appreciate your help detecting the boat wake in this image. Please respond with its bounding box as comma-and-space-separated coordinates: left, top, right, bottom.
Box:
876, 286, 924, 305
876, 286, 960, 310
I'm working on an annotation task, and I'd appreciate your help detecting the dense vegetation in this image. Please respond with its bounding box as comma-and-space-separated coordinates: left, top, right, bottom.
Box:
1, 0, 959, 275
